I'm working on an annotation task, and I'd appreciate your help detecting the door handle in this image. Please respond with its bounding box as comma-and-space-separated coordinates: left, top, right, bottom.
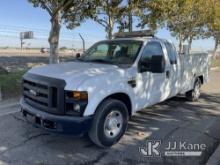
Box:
127, 77, 137, 88
166, 70, 170, 79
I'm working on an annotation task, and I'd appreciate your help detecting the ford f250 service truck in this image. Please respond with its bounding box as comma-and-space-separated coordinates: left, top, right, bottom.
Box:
20, 31, 210, 147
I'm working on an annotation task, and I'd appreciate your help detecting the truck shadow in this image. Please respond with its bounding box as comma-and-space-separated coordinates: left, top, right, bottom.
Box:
129, 93, 220, 129
122, 93, 220, 165
127, 93, 220, 140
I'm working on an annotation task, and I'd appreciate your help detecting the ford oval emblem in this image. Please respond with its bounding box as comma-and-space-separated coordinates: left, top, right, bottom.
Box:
29, 89, 37, 96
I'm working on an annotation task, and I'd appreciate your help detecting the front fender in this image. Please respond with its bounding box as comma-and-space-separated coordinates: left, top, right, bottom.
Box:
77, 76, 133, 116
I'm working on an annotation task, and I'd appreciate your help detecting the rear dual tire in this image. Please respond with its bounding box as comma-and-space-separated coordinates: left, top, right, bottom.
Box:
88, 99, 128, 148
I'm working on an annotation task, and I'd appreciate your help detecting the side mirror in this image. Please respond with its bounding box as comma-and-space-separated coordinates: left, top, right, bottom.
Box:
170, 60, 177, 65
139, 55, 165, 73
150, 55, 165, 73
139, 59, 150, 73
76, 53, 81, 58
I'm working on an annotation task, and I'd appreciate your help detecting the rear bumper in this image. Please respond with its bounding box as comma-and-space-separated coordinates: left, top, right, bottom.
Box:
20, 98, 93, 135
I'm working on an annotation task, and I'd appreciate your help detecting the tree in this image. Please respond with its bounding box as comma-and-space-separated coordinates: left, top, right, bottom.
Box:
139, 0, 186, 52
92, 0, 123, 39
177, 0, 213, 50
206, 0, 220, 57
29, 0, 95, 63
138, 0, 212, 53
166, 0, 212, 51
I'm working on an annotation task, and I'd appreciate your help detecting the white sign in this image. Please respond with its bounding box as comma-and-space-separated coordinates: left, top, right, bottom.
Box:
20, 31, 34, 39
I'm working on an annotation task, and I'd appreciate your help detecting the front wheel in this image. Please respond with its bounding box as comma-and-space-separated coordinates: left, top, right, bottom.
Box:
186, 78, 201, 102
88, 99, 129, 148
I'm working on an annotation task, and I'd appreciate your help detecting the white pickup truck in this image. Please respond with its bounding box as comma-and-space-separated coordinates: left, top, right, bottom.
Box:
20, 31, 209, 147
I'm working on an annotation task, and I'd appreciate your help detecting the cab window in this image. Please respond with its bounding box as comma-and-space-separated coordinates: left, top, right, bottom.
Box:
140, 41, 164, 69
164, 42, 177, 64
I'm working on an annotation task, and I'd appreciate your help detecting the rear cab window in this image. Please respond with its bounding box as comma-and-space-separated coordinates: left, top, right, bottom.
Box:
164, 42, 177, 65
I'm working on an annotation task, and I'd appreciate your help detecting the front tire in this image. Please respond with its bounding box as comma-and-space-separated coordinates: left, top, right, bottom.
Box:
88, 99, 129, 148
186, 78, 201, 102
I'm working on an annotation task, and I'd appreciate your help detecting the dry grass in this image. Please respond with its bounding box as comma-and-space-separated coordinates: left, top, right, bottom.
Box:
211, 56, 220, 68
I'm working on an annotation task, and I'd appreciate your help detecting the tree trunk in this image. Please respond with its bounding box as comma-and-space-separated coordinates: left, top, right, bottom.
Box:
188, 36, 193, 52
48, 13, 61, 64
107, 17, 113, 39
128, 11, 133, 32
179, 34, 184, 54
108, 26, 113, 39
213, 38, 219, 58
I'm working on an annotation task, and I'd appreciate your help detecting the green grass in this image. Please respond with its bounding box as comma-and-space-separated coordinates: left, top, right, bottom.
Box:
211, 56, 220, 68
0, 70, 26, 99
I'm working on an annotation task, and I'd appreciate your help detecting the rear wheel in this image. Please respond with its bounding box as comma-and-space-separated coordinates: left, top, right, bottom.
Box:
186, 78, 201, 102
88, 99, 128, 148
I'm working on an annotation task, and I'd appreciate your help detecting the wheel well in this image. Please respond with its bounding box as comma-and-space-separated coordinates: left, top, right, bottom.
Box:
103, 93, 132, 117
198, 75, 204, 84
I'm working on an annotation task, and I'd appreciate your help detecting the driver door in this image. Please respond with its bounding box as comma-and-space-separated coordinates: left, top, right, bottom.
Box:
137, 41, 170, 108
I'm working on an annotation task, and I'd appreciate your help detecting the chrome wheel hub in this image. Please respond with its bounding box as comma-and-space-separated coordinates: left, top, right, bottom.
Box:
104, 110, 123, 138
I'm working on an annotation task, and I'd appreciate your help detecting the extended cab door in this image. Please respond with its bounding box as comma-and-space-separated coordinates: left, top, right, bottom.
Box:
164, 42, 181, 97
137, 41, 170, 107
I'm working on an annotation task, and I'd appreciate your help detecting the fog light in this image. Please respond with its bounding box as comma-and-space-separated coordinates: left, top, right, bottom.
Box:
74, 104, 81, 112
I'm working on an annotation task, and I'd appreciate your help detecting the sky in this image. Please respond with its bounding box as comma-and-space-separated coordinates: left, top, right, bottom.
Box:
0, 0, 215, 51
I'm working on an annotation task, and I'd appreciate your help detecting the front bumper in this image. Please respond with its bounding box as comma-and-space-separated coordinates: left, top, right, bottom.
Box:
20, 98, 93, 135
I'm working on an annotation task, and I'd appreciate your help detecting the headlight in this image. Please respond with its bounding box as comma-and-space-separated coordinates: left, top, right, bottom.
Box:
65, 91, 88, 116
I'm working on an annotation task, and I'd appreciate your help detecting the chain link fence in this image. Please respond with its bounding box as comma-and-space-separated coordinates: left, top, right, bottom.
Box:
0, 24, 104, 72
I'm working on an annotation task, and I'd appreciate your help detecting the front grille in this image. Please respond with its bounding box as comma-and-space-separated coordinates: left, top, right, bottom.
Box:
22, 73, 66, 115
23, 79, 50, 108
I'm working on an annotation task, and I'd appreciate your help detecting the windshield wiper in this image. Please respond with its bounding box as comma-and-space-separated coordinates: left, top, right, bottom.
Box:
87, 59, 113, 64
73, 58, 86, 62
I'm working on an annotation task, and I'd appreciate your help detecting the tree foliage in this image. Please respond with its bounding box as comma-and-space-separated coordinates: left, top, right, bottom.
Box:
138, 0, 167, 31
139, 0, 213, 52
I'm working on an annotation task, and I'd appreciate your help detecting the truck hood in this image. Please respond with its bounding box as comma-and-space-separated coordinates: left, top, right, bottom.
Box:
28, 62, 124, 89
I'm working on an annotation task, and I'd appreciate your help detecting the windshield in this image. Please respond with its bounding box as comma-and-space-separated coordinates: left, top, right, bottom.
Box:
79, 40, 143, 66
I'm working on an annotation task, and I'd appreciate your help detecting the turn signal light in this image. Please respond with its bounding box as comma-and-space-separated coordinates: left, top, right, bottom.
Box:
72, 91, 88, 100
